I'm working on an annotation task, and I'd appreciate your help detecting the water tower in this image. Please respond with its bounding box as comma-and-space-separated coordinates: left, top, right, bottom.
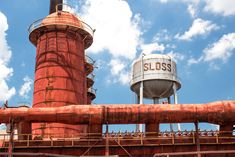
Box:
130, 53, 181, 132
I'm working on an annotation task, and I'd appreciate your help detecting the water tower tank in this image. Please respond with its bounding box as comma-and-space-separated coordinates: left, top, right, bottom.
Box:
130, 54, 181, 99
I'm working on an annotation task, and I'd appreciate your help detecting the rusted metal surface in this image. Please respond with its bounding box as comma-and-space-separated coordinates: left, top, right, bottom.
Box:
1, 137, 235, 157
145, 123, 159, 136
1, 130, 235, 156
29, 10, 95, 136
29, 12, 94, 48
32, 29, 87, 136
1, 130, 235, 148
0, 101, 234, 125
33, 31, 87, 107
153, 150, 235, 157
6, 1, 233, 156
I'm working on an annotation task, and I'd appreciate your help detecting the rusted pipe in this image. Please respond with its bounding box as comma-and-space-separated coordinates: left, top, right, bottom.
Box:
0, 101, 234, 125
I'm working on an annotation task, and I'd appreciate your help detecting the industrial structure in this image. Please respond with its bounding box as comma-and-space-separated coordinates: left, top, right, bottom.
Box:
0, 0, 235, 157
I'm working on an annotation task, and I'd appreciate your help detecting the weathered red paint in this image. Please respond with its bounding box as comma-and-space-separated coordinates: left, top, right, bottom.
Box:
2, 137, 235, 157
0, 101, 234, 126
29, 11, 93, 137
2, 1, 234, 156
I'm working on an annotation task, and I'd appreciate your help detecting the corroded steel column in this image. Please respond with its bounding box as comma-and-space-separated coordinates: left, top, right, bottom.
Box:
220, 125, 233, 136
145, 98, 159, 135
33, 30, 87, 107
29, 8, 93, 137
146, 123, 159, 136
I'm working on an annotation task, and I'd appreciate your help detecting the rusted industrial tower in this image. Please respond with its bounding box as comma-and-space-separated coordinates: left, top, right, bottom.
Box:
28, 0, 95, 137
1, 1, 235, 157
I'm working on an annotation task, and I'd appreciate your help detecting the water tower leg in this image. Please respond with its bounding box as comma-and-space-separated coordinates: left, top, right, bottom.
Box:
173, 83, 181, 131
168, 97, 174, 132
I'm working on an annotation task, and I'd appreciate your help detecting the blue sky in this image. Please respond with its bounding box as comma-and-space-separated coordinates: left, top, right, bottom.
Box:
0, 0, 235, 131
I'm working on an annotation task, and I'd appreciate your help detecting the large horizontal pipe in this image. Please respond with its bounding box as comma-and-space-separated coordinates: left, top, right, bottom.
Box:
0, 101, 234, 125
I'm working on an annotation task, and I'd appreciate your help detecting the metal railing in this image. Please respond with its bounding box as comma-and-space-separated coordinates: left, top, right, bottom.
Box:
0, 152, 78, 157
85, 55, 95, 65
28, 15, 94, 37
1, 131, 235, 148
87, 73, 95, 81
0, 152, 118, 157
88, 87, 96, 95
154, 150, 235, 157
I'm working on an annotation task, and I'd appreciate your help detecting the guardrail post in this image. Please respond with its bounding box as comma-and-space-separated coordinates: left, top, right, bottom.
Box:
140, 132, 143, 145
193, 132, 195, 144
194, 122, 201, 157
3, 134, 6, 147
172, 133, 174, 145
71, 134, 74, 146
51, 137, 53, 147
118, 133, 120, 144
27, 134, 29, 147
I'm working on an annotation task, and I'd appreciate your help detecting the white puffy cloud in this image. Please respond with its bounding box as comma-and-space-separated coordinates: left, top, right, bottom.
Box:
159, 0, 199, 5
65, 0, 142, 85
109, 59, 125, 76
182, 0, 199, 5
141, 43, 165, 55
203, 33, 235, 62
159, 0, 235, 17
153, 29, 172, 42
187, 33, 235, 68
159, 0, 168, 3
0, 12, 16, 102
166, 51, 185, 63
187, 4, 197, 18
158, 0, 199, 18
175, 18, 219, 41
79, 0, 141, 60
108, 59, 130, 85
187, 57, 201, 65
204, 0, 235, 16
19, 76, 33, 99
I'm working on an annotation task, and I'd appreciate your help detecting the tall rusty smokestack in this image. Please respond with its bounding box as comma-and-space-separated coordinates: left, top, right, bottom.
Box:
29, 0, 94, 137
49, 0, 63, 14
